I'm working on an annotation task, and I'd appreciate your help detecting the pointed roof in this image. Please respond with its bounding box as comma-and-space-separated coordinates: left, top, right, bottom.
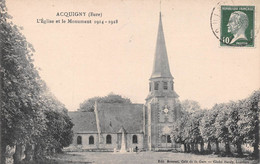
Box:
118, 126, 127, 134
150, 12, 173, 79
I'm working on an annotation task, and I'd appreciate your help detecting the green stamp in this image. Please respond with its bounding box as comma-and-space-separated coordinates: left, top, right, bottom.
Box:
220, 6, 255, 47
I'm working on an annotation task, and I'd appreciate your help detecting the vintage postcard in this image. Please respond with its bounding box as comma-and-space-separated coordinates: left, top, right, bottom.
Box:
1, 0, 260, 164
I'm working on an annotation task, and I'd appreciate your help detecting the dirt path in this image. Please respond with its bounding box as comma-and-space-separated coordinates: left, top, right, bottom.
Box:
53, 152, 258, 164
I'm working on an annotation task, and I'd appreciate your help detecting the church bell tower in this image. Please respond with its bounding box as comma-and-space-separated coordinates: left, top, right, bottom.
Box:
144, 12, 179, 151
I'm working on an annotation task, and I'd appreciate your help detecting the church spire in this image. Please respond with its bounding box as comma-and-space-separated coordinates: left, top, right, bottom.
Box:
150, 12, 173, 79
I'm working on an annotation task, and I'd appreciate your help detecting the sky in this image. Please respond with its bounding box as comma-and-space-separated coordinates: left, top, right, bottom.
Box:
6, 0, 260, 111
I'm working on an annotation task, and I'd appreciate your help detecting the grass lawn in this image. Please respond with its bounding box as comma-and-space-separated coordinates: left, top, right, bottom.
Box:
52, 152, 259, 164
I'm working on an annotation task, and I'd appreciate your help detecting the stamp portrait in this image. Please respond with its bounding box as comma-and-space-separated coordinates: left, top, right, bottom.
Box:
220, 6, 255, 47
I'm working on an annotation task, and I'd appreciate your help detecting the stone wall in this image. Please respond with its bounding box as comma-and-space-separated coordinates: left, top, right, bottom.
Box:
72, 133, 99, 149
100, 133, 118, 150
69, 133, 144, 151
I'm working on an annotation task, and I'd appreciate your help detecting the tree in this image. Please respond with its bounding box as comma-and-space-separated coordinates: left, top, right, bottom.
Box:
200, 107, 219, 153
44, 110, 73, 153
172, 110, 190, 152
172, 102, 204, 154
79, 93, 132, 112
0, 1, 74, 162
32, 90, 73, 160
226, 101, 244, 156
214, 104, 232, 156
1, 1, 47, 162
189, 110, 205, 153
239, 90, 260, 159
181, 100, 201, 113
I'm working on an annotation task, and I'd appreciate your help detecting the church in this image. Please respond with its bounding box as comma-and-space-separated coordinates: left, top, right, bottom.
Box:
68, 13, 181, 152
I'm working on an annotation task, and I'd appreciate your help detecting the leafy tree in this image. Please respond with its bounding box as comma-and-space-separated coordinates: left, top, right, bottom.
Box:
44, 110, 73, 152
32, 90, 73, 160
181, 100, 201, 113
172, 105, 204, 153
0, 0, 47, 162
189, 110, 205, 153
200, 107, 219, 153
239, 90, 260, 159
214, 104, 232, 156
226, 101, 244, 156
172, 110, 191, 152
79, 96, 100, 112
79, 93, 132, 112
0, 1, 74, 163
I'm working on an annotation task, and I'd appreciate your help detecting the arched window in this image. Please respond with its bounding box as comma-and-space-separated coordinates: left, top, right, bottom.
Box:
77, 136, 82, 145
163, 82, 168, 90
161, 135, 166, 143
106, 135, 112, 144
154, 82, 159, 90
167, 135, 171, 143
132, 135, 138, 144
89, 136, 94, 145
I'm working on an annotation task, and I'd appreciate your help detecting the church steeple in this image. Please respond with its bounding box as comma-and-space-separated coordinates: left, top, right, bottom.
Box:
146, 12, 178, 100
144, 12, 180, 151
150, 12, 173, 79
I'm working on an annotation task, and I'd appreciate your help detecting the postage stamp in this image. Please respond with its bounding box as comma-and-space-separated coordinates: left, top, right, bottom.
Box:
220, 6, 255, 47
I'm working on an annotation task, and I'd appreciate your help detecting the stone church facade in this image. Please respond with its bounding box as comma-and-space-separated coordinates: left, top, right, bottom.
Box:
68, 103, 144, 151
68, 13, 181, 152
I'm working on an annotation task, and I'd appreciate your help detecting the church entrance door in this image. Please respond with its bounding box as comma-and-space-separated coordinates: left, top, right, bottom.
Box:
160, 134, 172, 148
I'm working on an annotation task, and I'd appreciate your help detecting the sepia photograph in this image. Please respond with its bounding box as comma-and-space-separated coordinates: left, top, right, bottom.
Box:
1, 0, 260, 163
